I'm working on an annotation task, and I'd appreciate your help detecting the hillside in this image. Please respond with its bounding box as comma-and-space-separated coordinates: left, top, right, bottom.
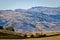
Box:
0, 6, 60, 32
0, 29, 23, 39
0, 36, 60, 40
0, 30, 60, 39
0, 29, 60, 39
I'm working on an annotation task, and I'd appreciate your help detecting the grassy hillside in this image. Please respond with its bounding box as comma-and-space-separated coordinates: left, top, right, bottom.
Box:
0, 29, 60, 39
0, 29, 23, 39
0, 36, 60, 40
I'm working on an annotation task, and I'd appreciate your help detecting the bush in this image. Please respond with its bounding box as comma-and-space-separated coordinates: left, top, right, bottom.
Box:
40, 34, 46, 37
36, 33, 46, 37
6, 27, 14, 31
24, 34, 27, 38
31, 34, 34, 38
36, 33, 40, 37
0, 26, 3, 29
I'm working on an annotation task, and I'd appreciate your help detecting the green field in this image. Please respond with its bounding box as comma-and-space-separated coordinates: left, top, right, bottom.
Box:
0, 36, 60, 40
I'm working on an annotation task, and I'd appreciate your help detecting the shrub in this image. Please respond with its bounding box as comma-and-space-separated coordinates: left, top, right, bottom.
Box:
6, 27, 14, 31
0, 26, 3, 29
40, 34, 46, 37
36, 33, 40, 37
24, 34, 27, 38
31, 34, 34, 38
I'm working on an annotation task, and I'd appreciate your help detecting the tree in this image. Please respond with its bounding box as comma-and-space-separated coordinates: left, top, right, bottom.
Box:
36, 33, 41, 37
24, 34, 27, 38
31, 34, 34, 38
6, 27, 14, 31
0, 26, 3, 29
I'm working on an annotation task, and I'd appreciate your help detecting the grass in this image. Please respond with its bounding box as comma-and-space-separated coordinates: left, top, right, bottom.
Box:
0, 36, 60, 40
0, 29, 60, 39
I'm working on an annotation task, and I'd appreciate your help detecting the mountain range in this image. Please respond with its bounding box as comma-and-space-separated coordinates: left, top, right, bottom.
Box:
0, 6, 60, 32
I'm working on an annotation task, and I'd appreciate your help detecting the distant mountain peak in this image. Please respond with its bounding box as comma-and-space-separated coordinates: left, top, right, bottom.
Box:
32, 6, 43, 8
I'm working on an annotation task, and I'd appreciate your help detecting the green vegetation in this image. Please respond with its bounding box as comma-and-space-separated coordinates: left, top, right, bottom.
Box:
0, 29, 23, 39
5, 27, 14, 31
0, 26, 3, 29
0, 25, 60, 39
0, 30, 60, 39
0, 36, 60, 40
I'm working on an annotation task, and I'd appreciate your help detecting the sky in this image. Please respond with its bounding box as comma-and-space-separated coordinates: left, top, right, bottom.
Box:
0, 0, 60, 10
